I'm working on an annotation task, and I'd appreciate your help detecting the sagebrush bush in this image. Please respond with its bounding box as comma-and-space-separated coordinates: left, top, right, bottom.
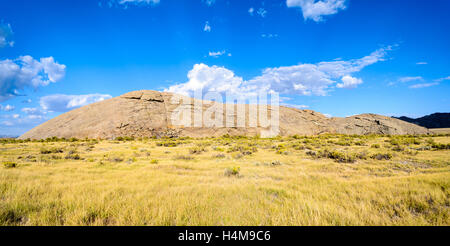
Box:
224, 167, 240, 177
3, 162, 17, 168
40, 147, 64, 154
370, 153, 393, 160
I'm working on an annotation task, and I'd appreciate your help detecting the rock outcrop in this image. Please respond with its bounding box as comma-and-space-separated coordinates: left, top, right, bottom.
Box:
19, 90, 429, 139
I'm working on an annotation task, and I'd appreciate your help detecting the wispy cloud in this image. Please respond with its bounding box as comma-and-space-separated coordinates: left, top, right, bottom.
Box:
257, 8, 268, 18
434, 76, 450, 82
202, 0, 216, 6
398, 76, 423, 83
204, 21, 211, 32
249, 7, 267, 17
416, 62, 427, 65
208, 50, 231, 58
116, 0, 160, 6
248, 7, 255, 16
0, 21, 14, 48
0, 104, 15, 112
409, 82, 439, 89
287, 0, 347, 22
261, 34, 279, 38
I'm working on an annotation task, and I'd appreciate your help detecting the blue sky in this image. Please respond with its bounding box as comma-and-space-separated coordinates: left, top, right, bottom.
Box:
0, 0, 449, 136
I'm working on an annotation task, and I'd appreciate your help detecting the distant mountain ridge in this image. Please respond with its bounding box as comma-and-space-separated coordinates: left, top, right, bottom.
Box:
394, 113, 450, 129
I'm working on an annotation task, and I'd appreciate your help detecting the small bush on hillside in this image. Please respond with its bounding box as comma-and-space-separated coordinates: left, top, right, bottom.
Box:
174, 155, 194, 161
150, 159, 159, 164
40, 147, 64, 154
371, 144, 381, 149
370, 153, 393, 160
224, 167, 240, 177
3, 162, 17, 168
306, 149, 356, 163
189, 146, 207, 155
65, 154, 81, 160
431, 143, 450, 150
213, 153, 226, 159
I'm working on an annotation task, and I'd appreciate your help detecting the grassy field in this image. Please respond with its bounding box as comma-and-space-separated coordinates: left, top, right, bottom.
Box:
1, 134, 449, 226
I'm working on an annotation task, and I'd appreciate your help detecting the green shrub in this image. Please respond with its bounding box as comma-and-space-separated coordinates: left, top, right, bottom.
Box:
174, 155, 194, 160
431, 143, 450, 150
371, 144, 381, 149
224, 167, 240, 177
213, 153, 226, 159
307, 149, 356, 163
65, 154, 81, 160
150, 159, 159, 164
40, 147, 64, 154
189, 146, 207, 155
3, 162, 17, 168
370, 153, 393, 160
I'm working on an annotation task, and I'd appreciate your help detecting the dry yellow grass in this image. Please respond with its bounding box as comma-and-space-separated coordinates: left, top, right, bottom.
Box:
0, 134, 449, 226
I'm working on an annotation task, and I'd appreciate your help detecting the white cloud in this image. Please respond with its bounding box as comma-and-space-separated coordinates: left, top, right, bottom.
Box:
40, 94, 112, 112
409, 82, 439, 89
1, 121, 13, 126
434, 76, 450, 82
336, 75, 363, 89
281, 103, 309, 109
0, 104, 15, 111
208, 50, 227, 58
202, 0, 216, 6
0, 56, 66, 102
204, 21, 211, 32
257, 8, 268, 18
0, 22, 14, 48
167, 46, 391, 97
261, 34, 279, 38
116, 0, 160, 6
21, 107, 41, 115
416, 62, 427, 65
287, 0, 347, 22
398, 76, 423, 83
248, 7, 255, 16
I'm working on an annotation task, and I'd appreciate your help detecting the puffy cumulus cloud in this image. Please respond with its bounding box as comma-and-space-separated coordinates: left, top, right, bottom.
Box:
0, 22, 14, 48
167, 64, 245, 96
40, 94, 112, 112
167, 47, 391, 98
0, 56, 66, 102
336, 75, 363, 89
287, 0, 347, 22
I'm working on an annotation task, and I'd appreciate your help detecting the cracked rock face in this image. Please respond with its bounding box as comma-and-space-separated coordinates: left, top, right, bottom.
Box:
19, 90, 429, 139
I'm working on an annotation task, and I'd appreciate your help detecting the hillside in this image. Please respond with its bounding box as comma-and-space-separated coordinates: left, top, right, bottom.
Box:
19, 90, 429, 140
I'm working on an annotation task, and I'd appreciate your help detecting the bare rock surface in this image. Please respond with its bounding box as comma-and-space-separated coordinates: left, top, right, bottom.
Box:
19, 90, 429, 139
